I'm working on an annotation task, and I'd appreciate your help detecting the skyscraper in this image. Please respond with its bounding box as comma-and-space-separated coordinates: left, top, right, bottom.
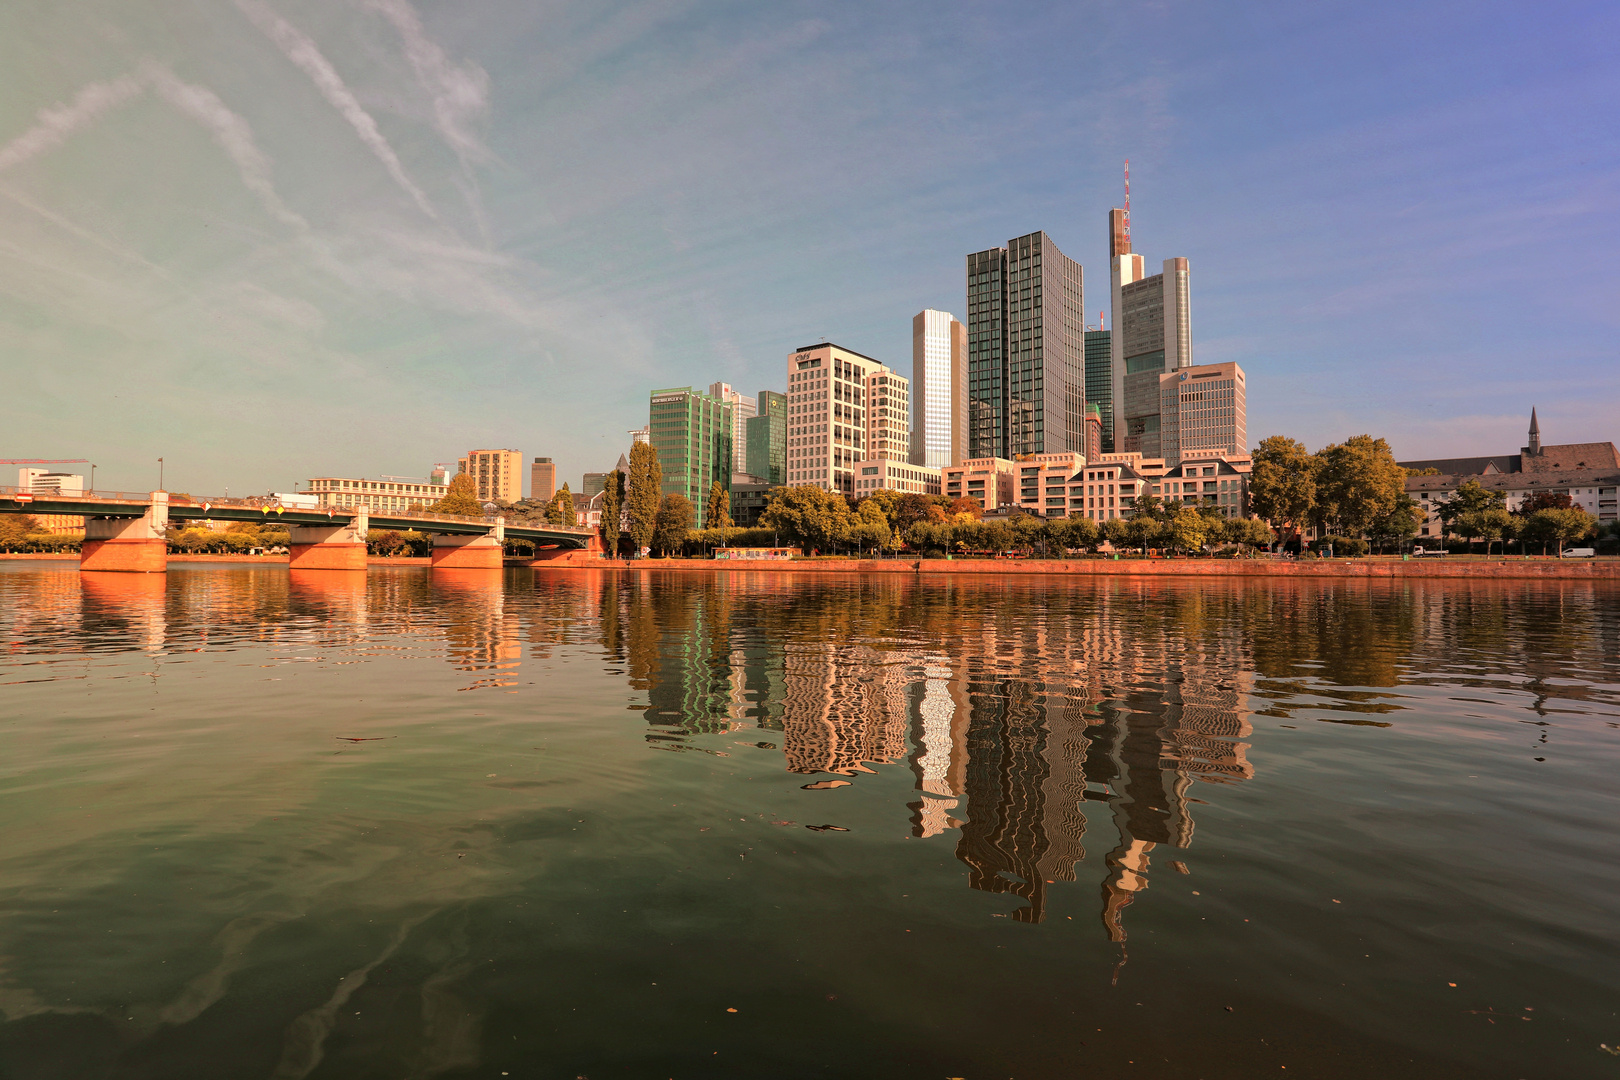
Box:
708, 382, 757, 477
1084, 328, 1113, 452
530, 457, 556, 501
964, 232, 1085, 460
747, 390, 787, 485
1109, 201, 1192, 457
910, 309, 966, 468
648, 387, 732, 524
784, 343, 906, 496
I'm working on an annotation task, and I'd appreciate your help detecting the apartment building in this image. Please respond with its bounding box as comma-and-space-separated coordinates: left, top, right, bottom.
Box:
943, 458, 1016, 513
458, 449, 522, 503
307, 475, 449, 513
784, 343, 909, 496
1013, 452, 1086, 518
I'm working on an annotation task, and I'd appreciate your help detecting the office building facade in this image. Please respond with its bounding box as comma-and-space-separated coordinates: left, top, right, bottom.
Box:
649, 386, 732, 524
747, 390, 787, 486
709, 383, 757, 479
965, 232, 1086, 461
911, 309, 966, 469
1111, 253, 1192, 458
854, 459, 941, 496
1158, 361, 1247, 465
530, 457, 556, 502
785, 343, 907, 496
943, 457, 1017, 513
1085, 329, 1113, 452
458, 449, 523, 503
307, 475, 448, 513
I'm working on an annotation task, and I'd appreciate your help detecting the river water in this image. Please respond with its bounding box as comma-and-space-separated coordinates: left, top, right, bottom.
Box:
0, 563, 1617, 1079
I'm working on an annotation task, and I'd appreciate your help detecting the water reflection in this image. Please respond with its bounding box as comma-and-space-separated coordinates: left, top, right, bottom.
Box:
2, 565, 1619, 1077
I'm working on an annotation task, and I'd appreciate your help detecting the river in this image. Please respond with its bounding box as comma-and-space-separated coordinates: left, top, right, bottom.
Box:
1, 563, 1617, 1078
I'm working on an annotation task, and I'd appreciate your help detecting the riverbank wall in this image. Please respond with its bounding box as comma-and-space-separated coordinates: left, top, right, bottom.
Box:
5, 552, 1612, 579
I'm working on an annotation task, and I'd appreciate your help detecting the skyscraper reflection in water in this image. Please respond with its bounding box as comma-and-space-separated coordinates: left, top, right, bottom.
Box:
616, 575, 1255, 937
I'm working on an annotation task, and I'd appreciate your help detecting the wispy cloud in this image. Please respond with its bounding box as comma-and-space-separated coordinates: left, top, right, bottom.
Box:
364, 0, 491, 234
138, 60, 308, 233
234, 0, 437, 220
0, 76, 142, 173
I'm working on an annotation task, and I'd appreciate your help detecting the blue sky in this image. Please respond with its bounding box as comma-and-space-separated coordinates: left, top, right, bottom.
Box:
3, 0, 1616, 496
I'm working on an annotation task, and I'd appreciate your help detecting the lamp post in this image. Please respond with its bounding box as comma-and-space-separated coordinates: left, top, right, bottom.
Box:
89, 463, 95, 494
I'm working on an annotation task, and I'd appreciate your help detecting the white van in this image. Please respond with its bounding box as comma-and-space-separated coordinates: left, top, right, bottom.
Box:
1560, 547, 1596, 558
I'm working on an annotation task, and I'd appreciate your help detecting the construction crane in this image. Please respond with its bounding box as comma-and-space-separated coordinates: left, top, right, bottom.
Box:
0, 458, 89, 465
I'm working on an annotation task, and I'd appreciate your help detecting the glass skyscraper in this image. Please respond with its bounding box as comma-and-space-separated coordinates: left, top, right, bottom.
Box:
648, 386, 732, 524
964, 232, 1085, 460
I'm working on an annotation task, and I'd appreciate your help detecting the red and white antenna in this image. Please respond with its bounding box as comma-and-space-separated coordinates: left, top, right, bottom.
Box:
1123, 159, 1131, 245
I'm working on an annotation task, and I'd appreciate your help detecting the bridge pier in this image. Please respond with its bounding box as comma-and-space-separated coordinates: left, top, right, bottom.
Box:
528, 532, 604, 564
431, 531, 505, 569
81, 491, 168, 573
288, 509, 367, 570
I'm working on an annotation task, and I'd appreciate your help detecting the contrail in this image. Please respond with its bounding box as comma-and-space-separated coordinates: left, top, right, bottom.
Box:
364, 0, 490, 167
139, 60, 309, 233
0, 76, 143, 173
234, 0, 437, 219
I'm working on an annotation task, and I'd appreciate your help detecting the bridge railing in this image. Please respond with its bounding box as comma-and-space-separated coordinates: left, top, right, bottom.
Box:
1, 486, 593, 534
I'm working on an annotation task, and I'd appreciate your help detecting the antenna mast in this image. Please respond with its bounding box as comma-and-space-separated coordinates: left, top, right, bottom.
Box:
1123, 160, 1131, 247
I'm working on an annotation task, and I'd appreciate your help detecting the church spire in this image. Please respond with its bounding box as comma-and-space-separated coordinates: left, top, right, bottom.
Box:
1528, 407, 1541, 455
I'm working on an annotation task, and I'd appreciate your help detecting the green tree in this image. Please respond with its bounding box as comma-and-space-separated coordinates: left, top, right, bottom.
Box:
434, 473, 483, 516
1523, 506, 1595, 555
626, 442, 662, 556
1434, 478, 1501, 551
1116, 514, 1161, 554
892, 493, 935, 533
760, 485, 852, 553
651, 493, 694, 557
1367, 495, 1421, 553
1047, 515, 1100, 553
1166, 506, 1209, 554
599, 470, 624, 558
1248, 435, 1317, 546
846, 499, 890, 554
3, 513, 43, 549
1311, 434, 1405, 537
547, 483, 576, 526
1226, 517, 1276, 551
706, 481, 733, 529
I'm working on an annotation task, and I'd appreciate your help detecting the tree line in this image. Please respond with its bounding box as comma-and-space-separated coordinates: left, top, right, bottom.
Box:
1248, 434, 1605, 554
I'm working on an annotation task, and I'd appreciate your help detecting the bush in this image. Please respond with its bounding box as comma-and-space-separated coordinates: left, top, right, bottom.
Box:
1312, 535, 1368, 558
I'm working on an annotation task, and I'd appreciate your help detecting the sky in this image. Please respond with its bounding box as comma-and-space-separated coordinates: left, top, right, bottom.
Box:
2, 0, 1617, 497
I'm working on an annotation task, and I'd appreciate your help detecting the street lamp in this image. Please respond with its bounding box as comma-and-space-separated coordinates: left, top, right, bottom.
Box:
89, 463, 95, 494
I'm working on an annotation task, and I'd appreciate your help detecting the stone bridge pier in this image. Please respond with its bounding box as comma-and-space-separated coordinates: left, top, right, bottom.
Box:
81, 491, 168, 573
288, 509, 368, 570
431, 517, 505, 569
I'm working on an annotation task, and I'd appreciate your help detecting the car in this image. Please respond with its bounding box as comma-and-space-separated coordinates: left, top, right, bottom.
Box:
1560, 547, 1596, 558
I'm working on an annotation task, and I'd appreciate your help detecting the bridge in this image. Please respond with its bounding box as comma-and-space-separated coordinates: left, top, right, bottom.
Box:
0, 488, 601, 572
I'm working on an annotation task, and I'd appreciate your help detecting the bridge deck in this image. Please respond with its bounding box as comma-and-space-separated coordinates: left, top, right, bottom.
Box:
0, 489, 594, 547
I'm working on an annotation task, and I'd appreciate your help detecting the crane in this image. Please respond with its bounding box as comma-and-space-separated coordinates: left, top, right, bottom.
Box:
0, 458, 89, 465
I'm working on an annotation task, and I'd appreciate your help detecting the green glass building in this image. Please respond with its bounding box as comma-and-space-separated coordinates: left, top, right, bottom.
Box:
1085, 329, 1113, 453
746, 390, 786, 485
649, 386, 732, 525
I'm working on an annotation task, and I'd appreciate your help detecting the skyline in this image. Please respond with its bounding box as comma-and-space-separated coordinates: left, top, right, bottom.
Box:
3, 0, 1617, 496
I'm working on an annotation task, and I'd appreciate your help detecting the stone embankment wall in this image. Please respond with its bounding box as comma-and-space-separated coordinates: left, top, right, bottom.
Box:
537, 557, 1618, 581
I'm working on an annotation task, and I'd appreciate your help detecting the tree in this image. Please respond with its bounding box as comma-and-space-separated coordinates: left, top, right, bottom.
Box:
1311, 435, 1405, 538
626, 442, 662, 556
1048, 515, 1101, 553
546, 483, 576, 526
846, 499, 890, 554
1226, 517, 1276, 551
1007, 513, 1045, 555
892, 493, 935, 533
760, 485, 851, 553
651, 493, 694, 556
1248, 435, 1317, 546
1433, 478, 1501, 551
0, 513, 40, 550
1518, 490, 1572, 514
946, 496, 983, 519
1367, 495, 1421, 553
434, 473, 482, 516
600, 470, 624, 558
1116, 514, 1161, 554
706, 481, 733, 529
1523, 507, 1595, 555
1128, 491, 1168, 522
1166, 506, 1209, 554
